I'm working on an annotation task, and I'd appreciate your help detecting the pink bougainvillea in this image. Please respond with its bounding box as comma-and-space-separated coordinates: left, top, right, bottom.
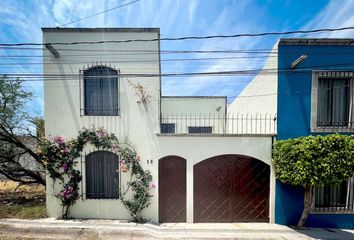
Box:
58, 186, 73, 199
62, 163, 69, 172
53, 135, 65, 145
38, 127, 153, 222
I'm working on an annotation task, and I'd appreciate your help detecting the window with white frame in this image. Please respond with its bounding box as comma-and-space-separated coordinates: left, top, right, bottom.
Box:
311, 71, 354, 131
314, 176, 354, 213
82, 66, 119, 116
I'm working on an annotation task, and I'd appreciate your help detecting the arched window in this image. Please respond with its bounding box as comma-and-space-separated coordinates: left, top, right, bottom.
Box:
84, 66, 119, 116
85, 151, 119, 199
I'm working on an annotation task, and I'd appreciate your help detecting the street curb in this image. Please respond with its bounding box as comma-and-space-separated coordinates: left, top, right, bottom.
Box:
0, 219, 353, 240
0, 219, 311, 239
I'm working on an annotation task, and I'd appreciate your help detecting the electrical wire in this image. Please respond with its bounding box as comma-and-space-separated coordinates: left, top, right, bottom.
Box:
1, 26, 354, 46
0, 53, 273, 58
1, 63, 354, 81
18, 85, 352, 101
0, 56, 274, 65
4, 51, 354, 59
0, 46, 277, 52
1, 26, 353, 101
2, 48, 354, 66
58, 0, 141, 27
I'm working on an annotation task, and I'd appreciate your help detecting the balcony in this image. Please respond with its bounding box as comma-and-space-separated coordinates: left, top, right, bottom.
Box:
160, 113, 277, 135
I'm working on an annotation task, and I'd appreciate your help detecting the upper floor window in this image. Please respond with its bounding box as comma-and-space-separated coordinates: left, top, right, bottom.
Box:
85, 151, 119, 199
311, 71, 354, 132
83, 66, 119, 116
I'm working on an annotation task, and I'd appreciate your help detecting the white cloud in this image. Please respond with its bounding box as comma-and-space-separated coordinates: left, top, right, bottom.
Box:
188, 0, 199, 23
52, 0, 102, 27
162, 1, 267, 97
303, 0, 354, 38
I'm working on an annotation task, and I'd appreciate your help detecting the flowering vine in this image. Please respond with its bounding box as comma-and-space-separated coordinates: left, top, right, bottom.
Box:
128, 80, 152, 104
38, 127, 153, 221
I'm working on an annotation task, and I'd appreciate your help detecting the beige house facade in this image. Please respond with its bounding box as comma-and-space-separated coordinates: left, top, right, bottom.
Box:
43, 28, 276, 223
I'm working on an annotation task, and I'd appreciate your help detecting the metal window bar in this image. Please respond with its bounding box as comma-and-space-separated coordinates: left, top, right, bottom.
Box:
80, 64, 120, 116
314, 176, 354, 213
316, 71, 354, 129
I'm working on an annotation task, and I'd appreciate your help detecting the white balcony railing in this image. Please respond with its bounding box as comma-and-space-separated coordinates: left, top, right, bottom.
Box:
160, 113, 277, 135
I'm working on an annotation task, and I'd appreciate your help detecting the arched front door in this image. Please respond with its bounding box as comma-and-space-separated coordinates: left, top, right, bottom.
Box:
159, 156, 186, 222
194, 155, 270, 222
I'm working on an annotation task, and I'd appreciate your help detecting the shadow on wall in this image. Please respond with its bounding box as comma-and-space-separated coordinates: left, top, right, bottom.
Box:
275, 180, 304, 226
307, 214, 354, 229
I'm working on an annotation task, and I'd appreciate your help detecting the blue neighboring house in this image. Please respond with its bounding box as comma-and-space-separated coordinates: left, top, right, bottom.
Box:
275, 38, 354, 229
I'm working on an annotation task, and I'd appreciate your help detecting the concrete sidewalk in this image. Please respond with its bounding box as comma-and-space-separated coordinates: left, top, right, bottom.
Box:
0, 218, 353, 240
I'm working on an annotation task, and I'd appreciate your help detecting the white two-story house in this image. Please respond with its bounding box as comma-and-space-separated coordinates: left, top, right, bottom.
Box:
43, 28, 276, 223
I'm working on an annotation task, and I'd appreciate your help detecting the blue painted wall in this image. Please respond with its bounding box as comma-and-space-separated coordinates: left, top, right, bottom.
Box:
275, 43, 354, 229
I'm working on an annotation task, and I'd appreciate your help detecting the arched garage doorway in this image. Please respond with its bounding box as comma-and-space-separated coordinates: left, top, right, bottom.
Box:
159, 156, 186, 222
194, 154, 270, 222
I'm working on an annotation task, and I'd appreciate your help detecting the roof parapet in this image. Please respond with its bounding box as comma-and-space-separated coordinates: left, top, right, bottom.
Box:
279, 38, 354, 46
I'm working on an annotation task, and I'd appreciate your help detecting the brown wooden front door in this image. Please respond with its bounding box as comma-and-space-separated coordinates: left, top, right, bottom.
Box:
159, 156, 186, 222
194, 155, 270, 222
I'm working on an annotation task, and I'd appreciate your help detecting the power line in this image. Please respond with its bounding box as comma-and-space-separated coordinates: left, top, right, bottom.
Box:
18, 85, 351, 101
0, 47, 350, 58
1, 26, 354, 46
0, 56, 272, 62
0, 56, 275, 65
4, 50, 354, 58
0, 65, 274, 71
2, 63, 354, 81
0, 46, 276, 52
0, 55, 353, 66
58, 0, 141, 27
0, 52, 273, 57
0, 62, 275, 70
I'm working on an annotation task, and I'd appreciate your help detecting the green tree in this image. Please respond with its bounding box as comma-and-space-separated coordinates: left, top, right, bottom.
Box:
273, 134, 354, 227
0, 75, 45, 185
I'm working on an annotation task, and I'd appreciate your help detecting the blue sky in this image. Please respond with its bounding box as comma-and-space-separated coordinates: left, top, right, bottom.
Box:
1, 0, 354, 114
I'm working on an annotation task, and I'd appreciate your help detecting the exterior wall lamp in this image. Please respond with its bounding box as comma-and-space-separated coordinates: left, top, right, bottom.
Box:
290, 54, 307, 69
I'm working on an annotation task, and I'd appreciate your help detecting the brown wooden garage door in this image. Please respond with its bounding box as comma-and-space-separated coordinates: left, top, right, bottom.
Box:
194, 155, 270, 222
159, 156, 186, 222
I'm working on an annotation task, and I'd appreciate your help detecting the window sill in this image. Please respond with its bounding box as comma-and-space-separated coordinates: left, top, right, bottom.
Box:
310, 210, 354, 215
311, 127, 354, 133
81, 114, 121, 117
85, 198, 120, 200
80, 109, 120, 117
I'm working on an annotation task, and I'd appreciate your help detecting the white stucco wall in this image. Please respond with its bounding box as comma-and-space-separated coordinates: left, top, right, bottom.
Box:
43, 28, 162, 221
43, 28, 161, 139
43, 28, 275, 223
161, 96, 226, 115
228, 43, 278, 115
161, 97, 227, 134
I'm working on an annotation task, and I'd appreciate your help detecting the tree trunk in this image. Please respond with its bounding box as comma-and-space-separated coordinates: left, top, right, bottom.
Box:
297, 185, 314, 227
